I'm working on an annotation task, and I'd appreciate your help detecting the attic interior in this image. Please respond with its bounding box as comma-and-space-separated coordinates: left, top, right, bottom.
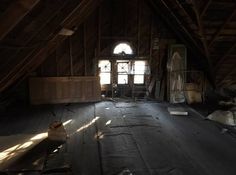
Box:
0, 0, 236, 174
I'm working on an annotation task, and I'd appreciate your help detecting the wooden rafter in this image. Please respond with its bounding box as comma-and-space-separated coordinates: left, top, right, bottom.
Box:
218, 68, 236, 86
208, 7, 236, 48
0, 0, 68, 73
137, 0, 140, 56
0, 0, 103, 93
192, 0, 211, 63
174, 0, 198, 30
215, 43, 236, 71
83, 23, 87, 76
149, 0, 204, 54
200, 0, 211, 18
0, 0, 40, 41
148, 0, 215, 86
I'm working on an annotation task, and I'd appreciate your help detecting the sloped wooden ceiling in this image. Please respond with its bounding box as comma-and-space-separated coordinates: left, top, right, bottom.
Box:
37, 0, 174, 79
0, 0, 235, 93
0, 0, 103, 93
149, 0, 236, 88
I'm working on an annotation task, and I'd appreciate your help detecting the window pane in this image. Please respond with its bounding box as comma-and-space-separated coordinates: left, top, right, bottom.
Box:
134, 61, 145, 74
99, 60, 111, 72
134, 75, 144, 84
100, 73, 110, 84
118, 74, 128, 84
117, 62, 129, 73
113, 43, 133, 55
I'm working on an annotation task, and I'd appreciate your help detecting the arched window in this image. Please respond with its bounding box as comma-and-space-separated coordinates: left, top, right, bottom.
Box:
113, 42, 133, 55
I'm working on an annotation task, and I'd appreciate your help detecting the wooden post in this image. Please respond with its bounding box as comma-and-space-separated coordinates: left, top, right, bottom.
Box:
97, 7, 101, 57
137, 0, 140, 56
84, 23, 87, 76
69, 36, 74, 76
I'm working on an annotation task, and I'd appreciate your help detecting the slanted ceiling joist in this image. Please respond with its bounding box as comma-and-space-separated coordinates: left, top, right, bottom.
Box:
0, 0, 40, 41
208, 6, 236, 49
200, 0, 211, 18
218, 68, 236, 86
215, 43, 236, 71
0, 0, 103, 93
148, 0, 204, 54
148, 0, 215, 87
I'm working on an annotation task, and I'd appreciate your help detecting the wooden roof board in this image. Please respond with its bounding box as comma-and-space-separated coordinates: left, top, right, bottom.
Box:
0, 0, 235, 91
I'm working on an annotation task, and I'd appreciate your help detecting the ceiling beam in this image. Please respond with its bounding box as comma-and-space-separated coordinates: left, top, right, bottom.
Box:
0, 0, 68, 74
149, 0, 204, 54
148, 0, 215, 87
214, 43, 236, 71
174, 0, 198, 30
208, 7, 236, 48
200, 0, 211, 18
0, 0, 103, 93
0, 0, 40, 41
218, 68, 236, 86
192, 0, 210, 57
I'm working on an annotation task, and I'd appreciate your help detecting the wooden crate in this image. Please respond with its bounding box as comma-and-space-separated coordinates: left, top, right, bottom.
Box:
29, 76, 101, 104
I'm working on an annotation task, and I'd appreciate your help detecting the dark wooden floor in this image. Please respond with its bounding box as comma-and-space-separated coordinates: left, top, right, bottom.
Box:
0, 101, 236, 175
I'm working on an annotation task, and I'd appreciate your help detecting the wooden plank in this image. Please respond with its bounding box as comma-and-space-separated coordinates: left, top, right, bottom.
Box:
0, 0, 40, 41
137, 0, 140, 56
29, 76, 101, 105
69, 36, 74, 76
84, 23, 87, 76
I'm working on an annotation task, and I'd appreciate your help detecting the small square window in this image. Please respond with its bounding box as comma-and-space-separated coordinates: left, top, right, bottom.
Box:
100, 73, 111, 84
118, 74, 128, 84
99, 60, 111, 85
134, 75, 144, 84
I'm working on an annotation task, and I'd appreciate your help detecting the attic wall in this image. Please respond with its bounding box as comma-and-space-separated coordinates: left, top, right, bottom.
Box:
36, 0, 177, 79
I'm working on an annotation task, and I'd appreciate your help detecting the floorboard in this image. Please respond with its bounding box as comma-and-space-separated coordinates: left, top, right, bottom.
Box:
0, 101, 236, 175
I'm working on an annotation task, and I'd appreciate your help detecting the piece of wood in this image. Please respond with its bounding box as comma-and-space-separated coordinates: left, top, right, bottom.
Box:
200, 0, 211, 18
168, 107, 188, 116
137, 0, 140, 56
0, 0, 40, 41
69, 36, 74, 76
84, 23, 87, 76
29, 76, 101, 104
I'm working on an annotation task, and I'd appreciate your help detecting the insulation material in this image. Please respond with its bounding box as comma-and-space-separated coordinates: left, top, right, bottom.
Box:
207, 110, 236, 126
48, 121, 67, 141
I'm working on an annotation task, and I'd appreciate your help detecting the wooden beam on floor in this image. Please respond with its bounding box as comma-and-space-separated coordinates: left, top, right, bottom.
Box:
0, 0, 40, 41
